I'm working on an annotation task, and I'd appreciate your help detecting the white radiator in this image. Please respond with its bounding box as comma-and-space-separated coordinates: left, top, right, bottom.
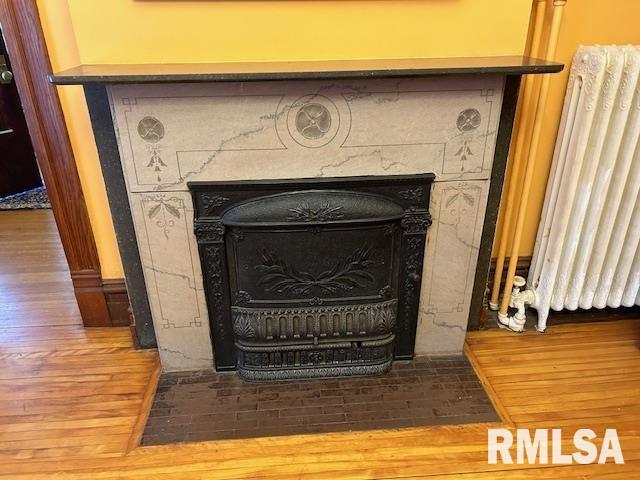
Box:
529, 45, 640, 331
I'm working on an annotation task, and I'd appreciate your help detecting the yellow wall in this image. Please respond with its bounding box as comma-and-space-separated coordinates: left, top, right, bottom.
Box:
37, 0, 123, 278
37, 0, 535, 278
496, 0, 640, 259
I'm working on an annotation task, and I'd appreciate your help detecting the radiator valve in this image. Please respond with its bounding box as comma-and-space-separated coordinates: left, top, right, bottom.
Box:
497, 276, 535, 333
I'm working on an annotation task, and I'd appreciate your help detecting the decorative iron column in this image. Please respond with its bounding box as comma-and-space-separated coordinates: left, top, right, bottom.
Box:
193, 220, 235, 370
395, 210, 432, 359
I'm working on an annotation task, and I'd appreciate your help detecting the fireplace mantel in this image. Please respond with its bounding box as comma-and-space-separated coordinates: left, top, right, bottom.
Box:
51, 57, 562, 372
50, 56, 561, 84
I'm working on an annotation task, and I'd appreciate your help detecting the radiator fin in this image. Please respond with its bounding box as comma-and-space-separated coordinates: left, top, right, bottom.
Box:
529, 45, 640, 326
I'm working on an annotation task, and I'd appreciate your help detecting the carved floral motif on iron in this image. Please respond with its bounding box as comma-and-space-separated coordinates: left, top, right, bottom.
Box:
255, 245, 375, 295
286, 202, 344, 222
398, 187, 423, 202
203, 244, 228, 344
201, 194, 229, 216
401, 212, 432, 234
194, 221, 225, 243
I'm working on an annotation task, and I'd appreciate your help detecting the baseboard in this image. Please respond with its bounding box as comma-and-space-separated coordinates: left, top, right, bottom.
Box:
102, 278, 131, 327
70, 270, 131, 327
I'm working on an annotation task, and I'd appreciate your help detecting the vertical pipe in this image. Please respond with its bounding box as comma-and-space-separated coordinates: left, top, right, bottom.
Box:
490, 0, 548, 308
499, 0, 567, 316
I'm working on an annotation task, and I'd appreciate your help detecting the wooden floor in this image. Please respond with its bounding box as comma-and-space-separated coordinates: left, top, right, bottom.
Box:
0, 209, 638, 479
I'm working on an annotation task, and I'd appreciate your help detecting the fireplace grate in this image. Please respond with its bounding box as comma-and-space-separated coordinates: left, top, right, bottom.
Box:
189, 174, 434, 380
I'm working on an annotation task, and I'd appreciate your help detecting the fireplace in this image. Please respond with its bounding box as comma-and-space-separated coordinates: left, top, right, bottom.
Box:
52, 57, 562, 373
190, 175, 433, 380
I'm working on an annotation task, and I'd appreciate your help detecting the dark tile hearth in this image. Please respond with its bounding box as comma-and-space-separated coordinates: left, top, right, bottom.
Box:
142, 355, 500, 446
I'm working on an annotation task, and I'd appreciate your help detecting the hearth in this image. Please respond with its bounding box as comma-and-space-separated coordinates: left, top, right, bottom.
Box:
142, 356, 500, 445
190, 175, 434, 380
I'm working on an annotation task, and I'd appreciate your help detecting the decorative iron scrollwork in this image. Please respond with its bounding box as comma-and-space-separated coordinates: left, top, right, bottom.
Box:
309, 297, 324, 306
400, 236, 425, 334
378, 285, 392, 299
236, 337, 394, 381
286, 202, 344, 222
401, 211, 432, 234
194, 221, 225, 243
232, 310, 256, 339
201, 194, 229, 216
231, 299, 397, 341
235, 290, 252, 305
383, 224, 396, 236
398, 187, 423, 202
203, 244, 228, 344
255, 245, 375, 295
232, 230, 245, 242
308, 352, 324, 364
237, 360, 393, 381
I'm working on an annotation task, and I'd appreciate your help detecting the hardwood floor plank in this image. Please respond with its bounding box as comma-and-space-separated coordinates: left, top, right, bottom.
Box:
0, 209, 637, 478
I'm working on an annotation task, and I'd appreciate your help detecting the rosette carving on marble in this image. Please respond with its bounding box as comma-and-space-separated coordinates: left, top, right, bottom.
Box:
295, 103, 332, 140
137, 116, 168, 182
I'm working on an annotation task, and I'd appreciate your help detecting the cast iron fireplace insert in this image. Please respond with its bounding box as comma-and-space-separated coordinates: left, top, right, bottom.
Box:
189, 174, 434, 381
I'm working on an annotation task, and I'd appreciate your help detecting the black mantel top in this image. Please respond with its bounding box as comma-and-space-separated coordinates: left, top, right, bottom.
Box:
49, 56, 562, 84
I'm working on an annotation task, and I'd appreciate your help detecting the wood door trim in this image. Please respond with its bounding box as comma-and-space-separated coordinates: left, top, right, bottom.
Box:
0, 0, 115, 327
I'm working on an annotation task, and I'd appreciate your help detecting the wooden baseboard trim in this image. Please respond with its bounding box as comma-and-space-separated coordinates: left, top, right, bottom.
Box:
102, 278, 131, 327
70, 269, 111, 327
69, 272, 131, 327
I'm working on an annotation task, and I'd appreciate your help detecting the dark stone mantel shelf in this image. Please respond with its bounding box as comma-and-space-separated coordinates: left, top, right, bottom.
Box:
50, 56, 562, 85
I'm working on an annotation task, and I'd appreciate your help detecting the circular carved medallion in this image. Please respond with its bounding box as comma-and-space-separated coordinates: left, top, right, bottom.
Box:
456, 108, 481, 132
282, 95, 342, 148
295, 103, 332, 140
137, 116, 165, 143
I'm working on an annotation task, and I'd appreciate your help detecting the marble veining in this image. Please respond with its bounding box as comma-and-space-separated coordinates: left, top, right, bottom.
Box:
109, 75, 504, 371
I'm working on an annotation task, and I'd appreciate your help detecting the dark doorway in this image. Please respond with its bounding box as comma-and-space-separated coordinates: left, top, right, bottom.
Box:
0, 26, 42, 197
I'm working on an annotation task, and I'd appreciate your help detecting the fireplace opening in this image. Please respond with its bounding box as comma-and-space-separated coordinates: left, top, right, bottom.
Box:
189, 174, 434, 381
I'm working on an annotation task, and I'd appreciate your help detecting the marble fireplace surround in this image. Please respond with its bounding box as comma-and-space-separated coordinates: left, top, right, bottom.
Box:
51, 58, 562, 372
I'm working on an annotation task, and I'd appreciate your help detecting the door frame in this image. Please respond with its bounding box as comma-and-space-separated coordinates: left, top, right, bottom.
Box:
0, 0, 116, 327
0, 27, 43, 197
